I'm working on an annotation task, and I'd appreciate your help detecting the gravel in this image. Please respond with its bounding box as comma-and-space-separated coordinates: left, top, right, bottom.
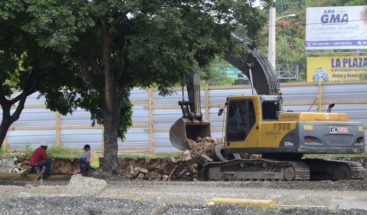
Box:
0, 177, 367, 214
107, 179, 367, 192
1, 178, 367, 192
0, 197, 365, 215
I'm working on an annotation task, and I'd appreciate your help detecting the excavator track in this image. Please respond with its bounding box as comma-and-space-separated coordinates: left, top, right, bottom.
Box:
202, 158, 366, 181
303, 159, 366, 181
202, 159, 310, 181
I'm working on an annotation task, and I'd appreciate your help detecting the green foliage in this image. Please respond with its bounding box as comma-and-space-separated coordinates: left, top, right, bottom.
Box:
118, 152, 181, 159
0, 145, 10, 156
16, 145, 34, 160
46, 145, 81, 158
1, 0, 268, 171
360, 73, 367, 80
0, 0, 266, 139
0, 4, 86, 148
16, 144, 81, 159
200, 57, 235, 86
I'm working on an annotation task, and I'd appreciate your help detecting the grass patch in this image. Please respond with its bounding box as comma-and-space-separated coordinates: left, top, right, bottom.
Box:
0, 145, 11, 157
15, 145, 34, 160
117, 152, 180, 159
47, 145, 81, 158
305, 152, 367, 158
12, 145, 81, 159
4, 145, 180, 160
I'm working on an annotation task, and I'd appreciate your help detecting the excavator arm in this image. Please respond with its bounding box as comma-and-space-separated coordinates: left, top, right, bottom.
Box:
170, 47, 280, 150
224, 49, 280, 95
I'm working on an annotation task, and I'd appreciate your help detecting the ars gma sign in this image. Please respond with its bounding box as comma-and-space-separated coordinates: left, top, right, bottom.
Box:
306, 6, 367, 50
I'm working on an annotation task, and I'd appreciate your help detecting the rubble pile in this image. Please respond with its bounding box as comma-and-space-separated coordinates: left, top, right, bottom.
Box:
0, 156, 80, 175
118, 137, 220, 181
51, 158, 80, 174
1, 137, 367, 182
0, 137, 220, 180
0, 156, 27, 173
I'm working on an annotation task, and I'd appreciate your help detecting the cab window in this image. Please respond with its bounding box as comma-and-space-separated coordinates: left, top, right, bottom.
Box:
226, 100, 256, 141
262, 101, 279, 120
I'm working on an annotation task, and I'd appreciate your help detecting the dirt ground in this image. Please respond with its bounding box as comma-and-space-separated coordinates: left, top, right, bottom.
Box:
2, 145, 367, 214
0, 178, 367, 214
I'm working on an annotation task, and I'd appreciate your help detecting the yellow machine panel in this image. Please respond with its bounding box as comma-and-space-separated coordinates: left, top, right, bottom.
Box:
227, 126, 259, 148
226, 121, 297, 149
279, 112, 348, 122
259, 122, 297, 148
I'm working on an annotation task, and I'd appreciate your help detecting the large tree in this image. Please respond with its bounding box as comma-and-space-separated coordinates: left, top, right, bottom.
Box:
0, 7, 83, 146
1, 0, 266, 174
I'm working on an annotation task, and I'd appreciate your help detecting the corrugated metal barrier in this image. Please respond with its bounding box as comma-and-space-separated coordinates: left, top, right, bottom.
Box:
2, 81, 367, 152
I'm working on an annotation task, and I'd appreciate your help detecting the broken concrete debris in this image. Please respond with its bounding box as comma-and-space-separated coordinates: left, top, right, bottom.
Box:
1, 136, 366, 182
63, 174, 107, 196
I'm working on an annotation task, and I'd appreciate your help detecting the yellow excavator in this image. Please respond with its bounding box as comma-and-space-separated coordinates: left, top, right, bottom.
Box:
169, 49, 366, 181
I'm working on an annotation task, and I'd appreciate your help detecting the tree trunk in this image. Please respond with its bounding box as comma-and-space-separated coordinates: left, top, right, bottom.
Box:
102, 91, 122, 174
100, 16, 121, 174
0, 92, 29, 148
0, 104, 11, 148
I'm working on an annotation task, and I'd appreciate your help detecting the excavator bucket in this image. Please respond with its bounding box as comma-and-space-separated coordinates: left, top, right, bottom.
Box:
169, 118, 211, 150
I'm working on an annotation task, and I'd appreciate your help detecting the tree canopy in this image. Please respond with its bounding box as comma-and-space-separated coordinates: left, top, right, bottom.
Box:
1, 0, 267, 173
0, 7, 83, 146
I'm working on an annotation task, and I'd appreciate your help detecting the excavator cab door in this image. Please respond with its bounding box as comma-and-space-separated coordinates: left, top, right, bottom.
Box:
225, 99, 256, 143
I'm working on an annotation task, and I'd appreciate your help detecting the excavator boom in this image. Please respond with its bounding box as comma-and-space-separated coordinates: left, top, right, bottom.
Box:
224, 49, 280, 95
169, 49, 279, 150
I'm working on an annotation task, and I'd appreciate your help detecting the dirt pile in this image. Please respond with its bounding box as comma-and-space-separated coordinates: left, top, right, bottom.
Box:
0, 137, 219, 180
117, 137, 220, 181
6, 137, 367, 182
51, 158, 79, 174
0, 156, 79, 176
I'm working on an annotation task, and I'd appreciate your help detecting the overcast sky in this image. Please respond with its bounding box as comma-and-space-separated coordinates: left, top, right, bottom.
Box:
253, 0, 263, 8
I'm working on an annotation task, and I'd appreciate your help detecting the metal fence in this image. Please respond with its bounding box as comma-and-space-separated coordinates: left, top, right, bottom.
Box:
2, 81, 367, 152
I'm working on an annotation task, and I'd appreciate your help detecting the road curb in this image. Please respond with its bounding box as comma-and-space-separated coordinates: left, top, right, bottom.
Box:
208, 197, 276, 208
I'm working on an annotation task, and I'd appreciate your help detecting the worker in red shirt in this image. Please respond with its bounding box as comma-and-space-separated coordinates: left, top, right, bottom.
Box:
28, 143, 52, 179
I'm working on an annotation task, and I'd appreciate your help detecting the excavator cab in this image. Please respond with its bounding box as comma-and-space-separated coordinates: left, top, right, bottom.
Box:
226, 98, 256, 142
224, 95, 282, 150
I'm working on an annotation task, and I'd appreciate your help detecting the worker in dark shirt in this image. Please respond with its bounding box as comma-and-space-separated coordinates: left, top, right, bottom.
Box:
28, 143, 52, 179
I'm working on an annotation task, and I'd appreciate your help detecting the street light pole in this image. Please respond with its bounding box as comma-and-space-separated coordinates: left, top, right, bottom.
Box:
268, 4, 276, 71
268, 0, 296, 72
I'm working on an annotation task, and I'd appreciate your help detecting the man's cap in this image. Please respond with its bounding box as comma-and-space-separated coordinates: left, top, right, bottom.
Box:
40, 142, 49, 147
83, 144, 91, 149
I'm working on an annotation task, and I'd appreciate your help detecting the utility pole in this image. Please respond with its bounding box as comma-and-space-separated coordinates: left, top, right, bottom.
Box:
268, 1, 276, 71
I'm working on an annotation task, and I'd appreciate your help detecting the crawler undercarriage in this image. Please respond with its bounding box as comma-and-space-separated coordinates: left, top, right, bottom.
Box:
202, 158, 366, 181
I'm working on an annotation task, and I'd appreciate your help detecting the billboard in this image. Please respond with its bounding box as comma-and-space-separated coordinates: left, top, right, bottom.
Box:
306, 6, 367, 50
307, 56, 367, 81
